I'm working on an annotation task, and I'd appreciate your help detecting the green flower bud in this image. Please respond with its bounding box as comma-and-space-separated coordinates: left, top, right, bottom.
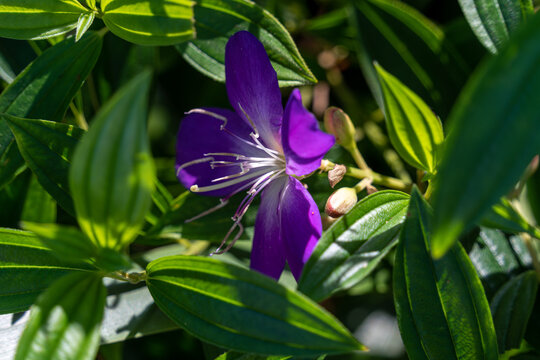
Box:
324, 107, 356, 152
325, 187, 358, 218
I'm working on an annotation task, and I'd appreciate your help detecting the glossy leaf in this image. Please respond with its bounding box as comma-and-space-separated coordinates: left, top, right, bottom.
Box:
146, 255, 364, 356
350, 0, 468, 116
15, 272, 106, 360
394, 188, 498, 360
457, 0, 534, 53
431, 14, 540, 258
491, 270, 538, 352
375, 64, 444, 174
0, 0, 88, 40
75, 12, 95, 42
469, 228, 533, 299
298, 190, 409, 301
176, 0, 317, 86
0, 32, 102, 190
0, 279, 178, 358
480, 198, 540, 239
70, 71, 155, 250
101, 0, 195, 46
0, 228, 94, 314
4, 114, 84, 216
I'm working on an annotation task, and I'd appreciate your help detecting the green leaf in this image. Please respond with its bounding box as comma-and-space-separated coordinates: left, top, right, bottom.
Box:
0, 169, 31, 227
3, 114, 85, 216
480, 198, 540, 238
15, 272, 106, 360
0, 228, 95, 314
394, 188, 498, 360
101, 0, 195, 46
350, 0, 468, 116
298, 190, 409, 301
468, 228, 533, 300
0, 32, 103, 190
176, 0, 317, 87
457, 0, 534, 53
526, 165, 540, 226
0, 0, 89, 40
375, 64, 444, 174
21, 222, 98, 263
491, 270, 538, 353
146, 255, 364, 356
21, 175, 56, 223
76, 12, 95, 42
431, 14, 540, 258
215, 352, 291, 360
70, 71, 155, 250
0, 38, 36, 84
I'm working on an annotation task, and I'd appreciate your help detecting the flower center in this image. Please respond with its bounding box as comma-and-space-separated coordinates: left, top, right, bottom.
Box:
177, 108, 287, 254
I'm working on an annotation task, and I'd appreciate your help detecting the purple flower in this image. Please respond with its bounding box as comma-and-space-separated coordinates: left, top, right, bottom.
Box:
176, 31, 335, 280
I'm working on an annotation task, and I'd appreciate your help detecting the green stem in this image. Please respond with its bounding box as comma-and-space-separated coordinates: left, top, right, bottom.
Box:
348, 144, 370, 171
522, 233, 540, 282
106, 270, 147, 284
69, 102, 88, 130
28, 40, 42, 56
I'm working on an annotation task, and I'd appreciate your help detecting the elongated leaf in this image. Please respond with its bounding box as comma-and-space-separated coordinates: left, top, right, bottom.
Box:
4, 114, 84, 216
146, 255, 364, 356
15, 272, 106, 360
458, 0, 534, 53
22, 222, 98, 262
0, 279, 178, 359
375, 64, 444, 174
21, 175, 56, 223
0, 228, 95, 314
76, 12, 95, 42
0, 32, 103, 190
176, 0, 317, 86
70, 71, 155, 250
491, 270, 538, 353
469, 228, 533, 300
350, 0, 468, 116
480, 198, 540, 238
394, 188, 498, 360
101, 0, 195, 46
0, 0, 89, 40
298, 190, 409, 301
431, 14, 540, 258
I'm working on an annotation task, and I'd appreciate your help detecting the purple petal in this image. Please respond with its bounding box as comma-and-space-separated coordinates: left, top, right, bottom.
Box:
250, 176, 287, 280
280, 176, 322, 280
176, 108, 268, 197
282, 89, 335, 176
225, 31, 283, 150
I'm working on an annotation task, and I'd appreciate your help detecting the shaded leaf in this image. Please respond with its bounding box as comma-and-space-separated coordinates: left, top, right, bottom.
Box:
101, 0, 195, 46
21, 175, 56, 223
375, 64, 444, 174
0, 0, 88, 40
176, 0, 317, 86
146, 255, 364, 356
491, 270, 538, 353
480, 198, 540, 238
298, 190, 409, 301
15, 272, 106, 360
394, 188, 498, 360
431, 14, 540, 258
4, 114, 84, 216
70, 71, 155, 250
0, 32, 103, 190
0, 228, 95, 314
457, 0, 534, 53
350, 0, 468, 116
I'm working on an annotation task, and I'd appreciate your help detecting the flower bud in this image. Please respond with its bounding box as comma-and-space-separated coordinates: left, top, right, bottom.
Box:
325, 187, 358, 218
328, 164, 346, 188
324, 107, 356, 151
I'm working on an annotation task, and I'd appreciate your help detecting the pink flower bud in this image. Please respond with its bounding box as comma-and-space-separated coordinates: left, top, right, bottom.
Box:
325, 187, 358, 218
323, 107, 356, 151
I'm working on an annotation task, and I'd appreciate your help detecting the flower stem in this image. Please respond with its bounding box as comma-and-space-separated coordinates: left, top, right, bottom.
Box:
106, 270, 147, 284
69, 102, 88, 130
348, 144, 370, 171
522, 233, 540, 282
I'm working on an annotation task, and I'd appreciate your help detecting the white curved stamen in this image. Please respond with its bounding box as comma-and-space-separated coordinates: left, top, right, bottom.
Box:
176, 157, 214, 176
186, 109, 228, 130
237, 103, 259, 138
190, 168, 270, 193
